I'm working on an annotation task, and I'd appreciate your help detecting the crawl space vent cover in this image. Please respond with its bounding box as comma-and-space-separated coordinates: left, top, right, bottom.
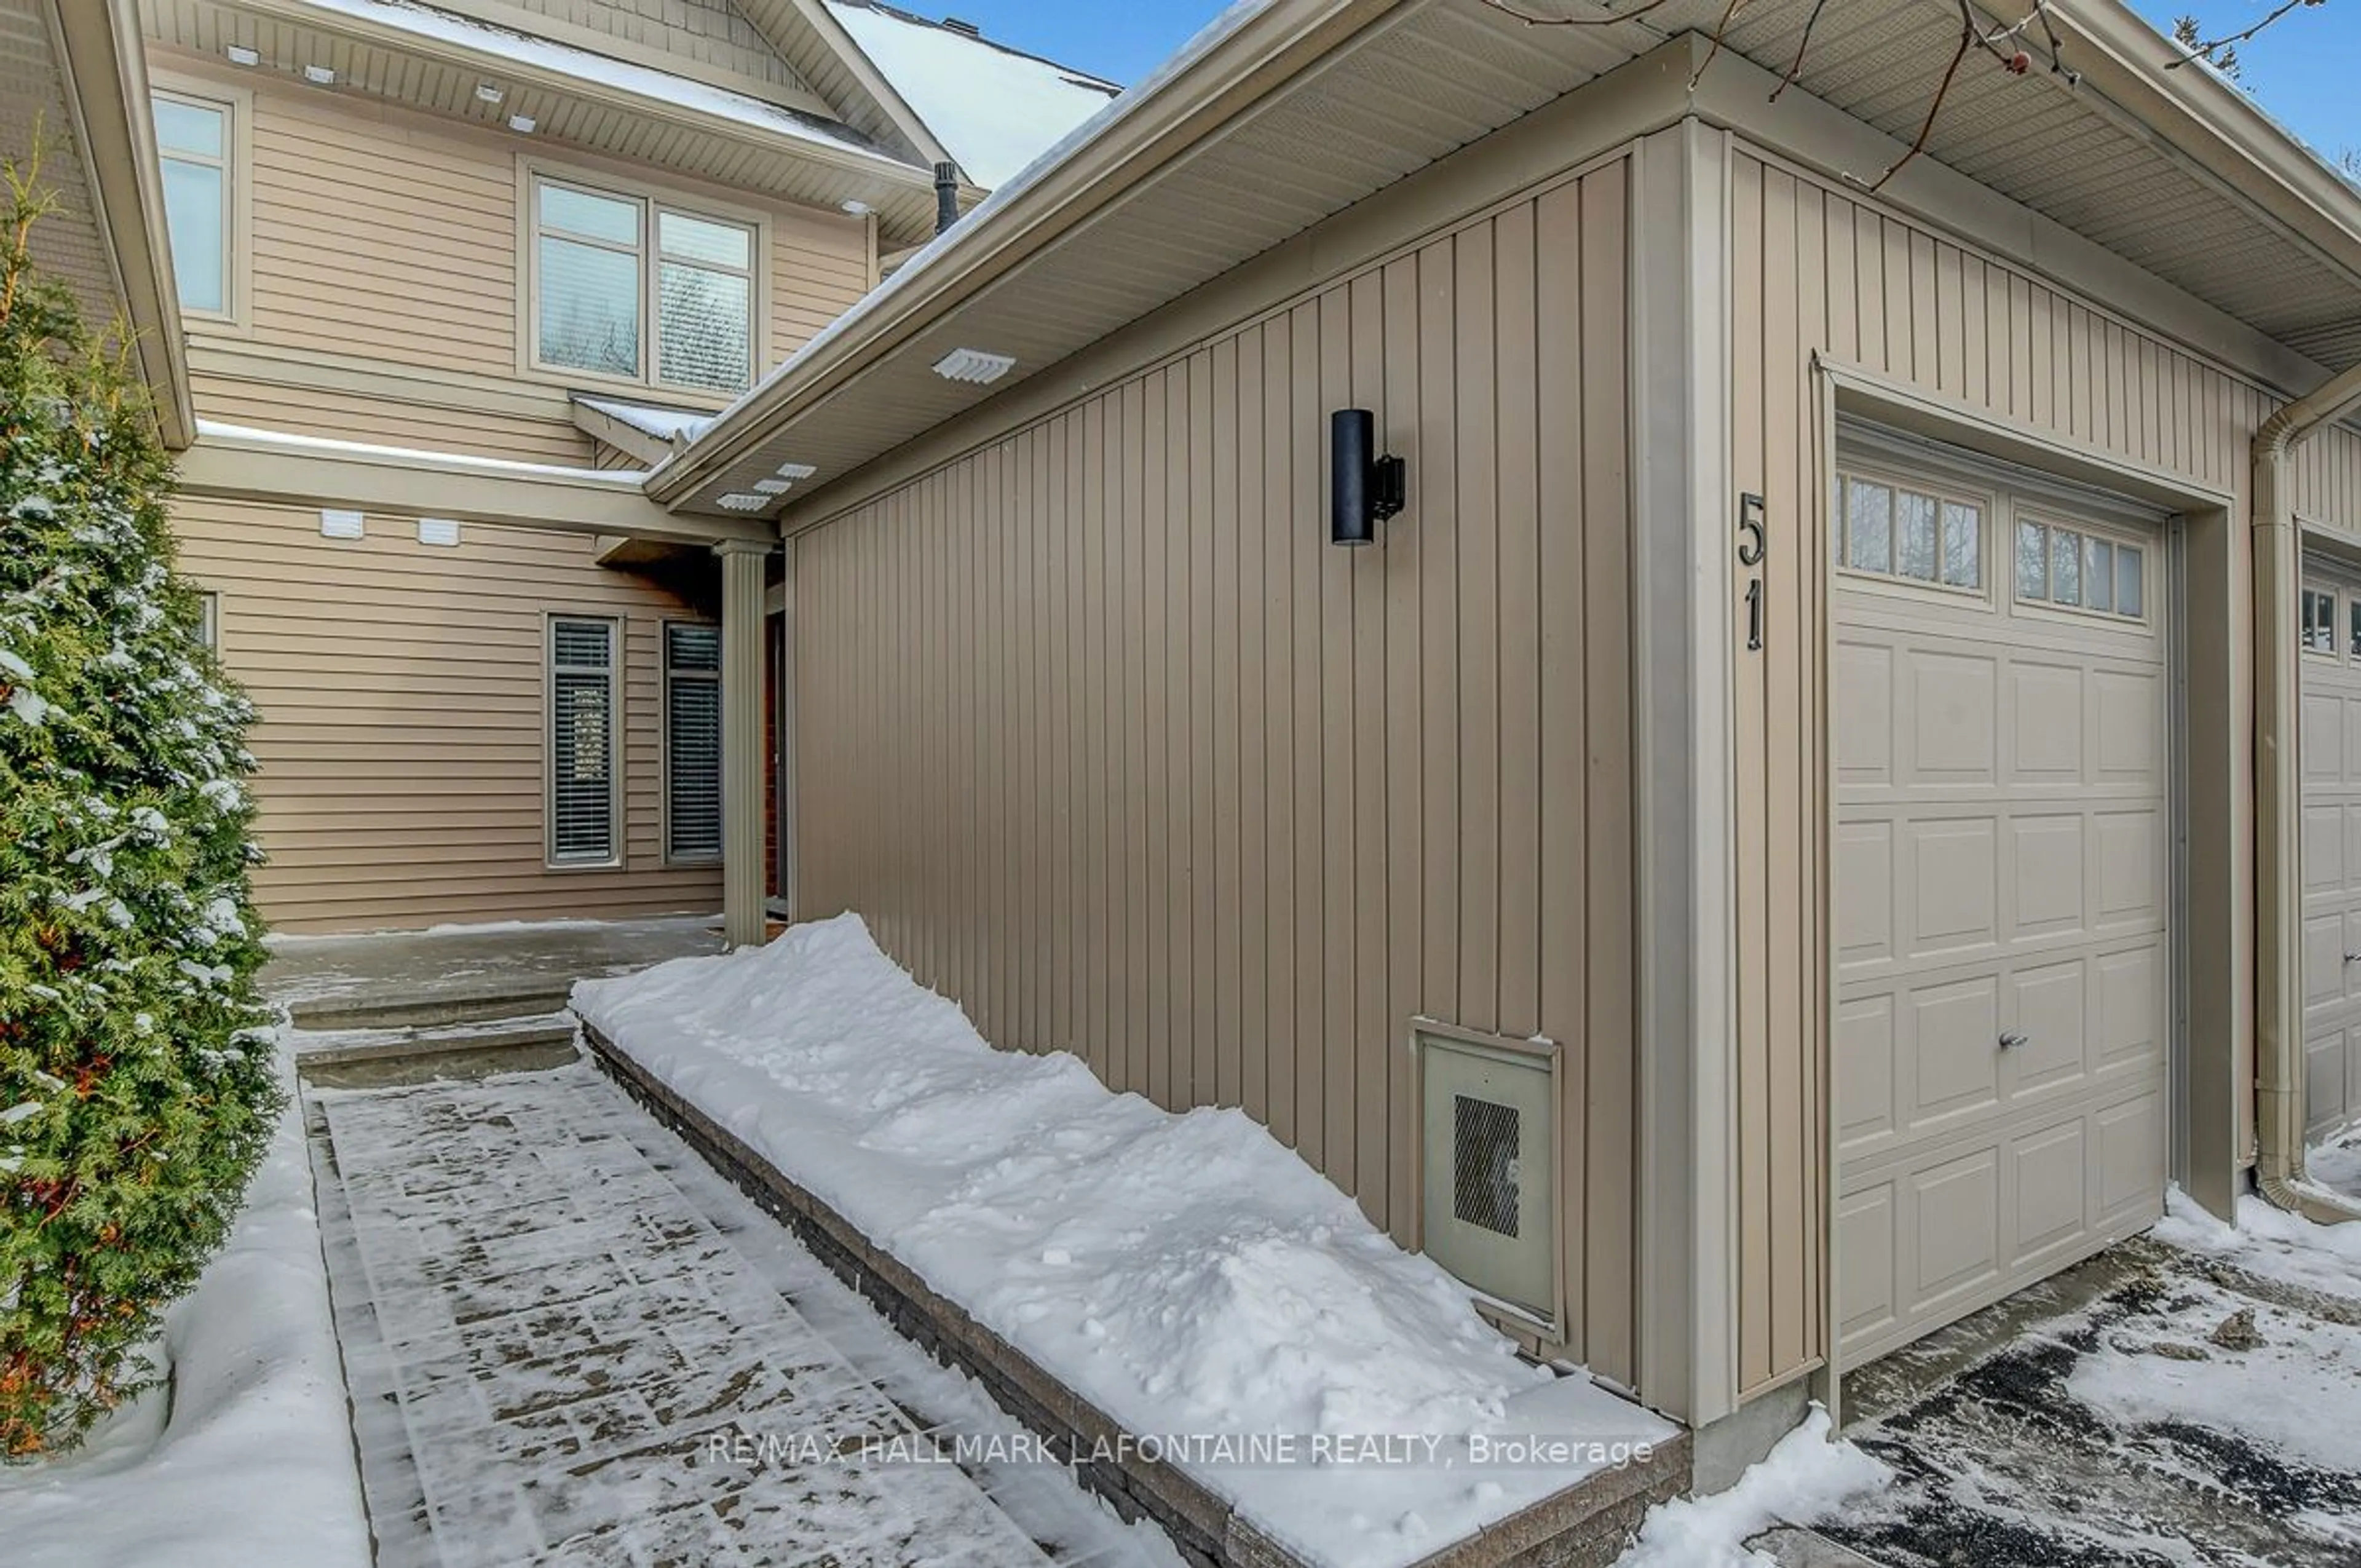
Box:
1418, 1026, 1558, 1326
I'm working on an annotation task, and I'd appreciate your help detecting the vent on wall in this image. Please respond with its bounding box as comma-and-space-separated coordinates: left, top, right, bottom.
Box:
1417, 1024, 1560, 1330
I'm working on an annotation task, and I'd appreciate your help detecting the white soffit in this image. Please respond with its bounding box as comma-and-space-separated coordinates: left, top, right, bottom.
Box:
144, 0, 947, 243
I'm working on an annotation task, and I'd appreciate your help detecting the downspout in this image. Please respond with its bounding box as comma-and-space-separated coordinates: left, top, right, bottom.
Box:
2253, 359, 2361, 1222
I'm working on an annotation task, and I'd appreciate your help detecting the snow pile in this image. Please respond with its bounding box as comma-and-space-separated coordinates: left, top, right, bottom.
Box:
2305, 1125, 2361, 1199
826, 2, 1121, 188
1613, 1408, 1885, 1568
0, 1055, 368, 1567
575, 914, 1674, 1568
2151, 1183, 2361, 1302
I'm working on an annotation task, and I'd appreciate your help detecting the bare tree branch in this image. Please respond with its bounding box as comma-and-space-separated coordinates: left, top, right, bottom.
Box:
1850, 2, 1982, 192
1770, 0, 1837, 102
1476, 0, 2102, 194
2165, 0, 2325, 69
1688, 0, 1758, 90
1472, 0, 1680, 27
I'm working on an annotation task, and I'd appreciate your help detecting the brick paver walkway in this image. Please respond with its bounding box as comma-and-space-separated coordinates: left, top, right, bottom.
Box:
310, 1063, 1051, 1568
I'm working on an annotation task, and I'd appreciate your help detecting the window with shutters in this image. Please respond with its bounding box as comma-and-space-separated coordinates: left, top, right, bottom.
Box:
548, 617, 620, 866
664, 622, 722, 863
527, 170, 757, 395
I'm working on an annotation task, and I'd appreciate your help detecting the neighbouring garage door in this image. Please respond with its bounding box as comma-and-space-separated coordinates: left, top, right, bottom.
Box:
2299, 556, 2361, 1141
1833, 440, 2170, 1366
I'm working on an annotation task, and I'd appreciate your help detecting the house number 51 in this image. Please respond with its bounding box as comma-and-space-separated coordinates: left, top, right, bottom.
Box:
1737, 492, 1766, 652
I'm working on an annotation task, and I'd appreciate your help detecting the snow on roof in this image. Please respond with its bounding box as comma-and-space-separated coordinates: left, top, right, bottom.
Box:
289, 0, 903, 166
824, 1, 1121, 189
196, 419, 649, 485
573, 395, 715, 443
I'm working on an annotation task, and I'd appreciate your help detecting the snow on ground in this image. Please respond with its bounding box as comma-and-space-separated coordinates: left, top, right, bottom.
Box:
2066, 1275, 2361, 1476
574, 914, 1676, 1568
2151, 1182, 2361, 1303
0, 1048, 370, 1568
1613, 1409, 1886, 1568
825, 2, 1121, 188
2306, 1125, 2361, 1201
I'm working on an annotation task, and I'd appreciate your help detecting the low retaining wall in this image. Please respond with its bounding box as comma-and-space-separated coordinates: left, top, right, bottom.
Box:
584, 1023, 1690, 1568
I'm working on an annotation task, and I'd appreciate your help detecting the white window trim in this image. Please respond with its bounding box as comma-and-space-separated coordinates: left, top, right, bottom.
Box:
516, 159, 769, 402
660, 618, 724, 866
545, 613, 624, 871
148, 73, 254, 331
197, 590, 219, 652
1832, 462, 1997, 608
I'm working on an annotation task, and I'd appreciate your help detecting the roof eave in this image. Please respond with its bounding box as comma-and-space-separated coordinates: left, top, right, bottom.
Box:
227, 0, 939, 194
772, 0, 953, 171
48, 0, 194, 450
2051, 1, 2361, 314
647, 0, 1401, 507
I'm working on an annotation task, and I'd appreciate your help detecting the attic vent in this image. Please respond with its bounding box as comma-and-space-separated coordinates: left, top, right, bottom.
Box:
1418, 1025, 1561, 1329
943, 17, 980, 36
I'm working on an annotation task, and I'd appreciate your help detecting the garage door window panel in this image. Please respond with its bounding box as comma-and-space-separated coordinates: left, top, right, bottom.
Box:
2303, 587, 2339, 658
2018, 517, 2149, 628
1840, 473, 1987, 598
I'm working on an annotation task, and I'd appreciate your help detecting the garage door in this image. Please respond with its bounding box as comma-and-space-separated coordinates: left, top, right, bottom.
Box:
1833, 445, 2170, 1365
2299, 558, 2361, 1140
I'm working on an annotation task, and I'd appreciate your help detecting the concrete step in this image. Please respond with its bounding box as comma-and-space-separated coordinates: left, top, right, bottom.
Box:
291, 1013, 578, 1067
286, 985, 578, 1033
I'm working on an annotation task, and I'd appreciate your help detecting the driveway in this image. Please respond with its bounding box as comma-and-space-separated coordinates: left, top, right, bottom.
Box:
1797, 1230, 2361, 1566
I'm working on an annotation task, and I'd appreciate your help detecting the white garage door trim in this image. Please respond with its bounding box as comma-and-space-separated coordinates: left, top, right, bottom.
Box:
2298, 550, 2361, 1143
1833, 427, 2174, 1367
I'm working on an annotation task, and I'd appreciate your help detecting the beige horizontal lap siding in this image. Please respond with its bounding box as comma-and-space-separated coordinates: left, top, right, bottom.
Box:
237, 90, 518, 376
796, 160, 1637, 1382
771, 208, 873, 362
189, 374, 598, 465
191, 65, 871, 392
489, 0, 819, 93
175, 494, 721, 932
1724, 143, 2361, 1400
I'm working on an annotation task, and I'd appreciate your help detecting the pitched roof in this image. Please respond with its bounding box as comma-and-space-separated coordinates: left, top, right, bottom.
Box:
822, 1, 1121, 188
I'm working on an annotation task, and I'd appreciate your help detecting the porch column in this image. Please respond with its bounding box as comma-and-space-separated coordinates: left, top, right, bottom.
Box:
715, 537, 772, 949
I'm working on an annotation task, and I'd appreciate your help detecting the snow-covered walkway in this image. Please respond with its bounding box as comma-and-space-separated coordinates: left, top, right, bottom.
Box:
311, 1062, 1120, 1567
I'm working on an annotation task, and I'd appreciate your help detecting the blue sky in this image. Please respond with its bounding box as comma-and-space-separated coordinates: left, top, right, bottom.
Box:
2127, 1, 2356, 162
947, 1, 2352, 165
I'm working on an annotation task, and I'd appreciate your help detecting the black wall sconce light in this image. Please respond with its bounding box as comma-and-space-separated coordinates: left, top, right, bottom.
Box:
1330, 408, 1406, 547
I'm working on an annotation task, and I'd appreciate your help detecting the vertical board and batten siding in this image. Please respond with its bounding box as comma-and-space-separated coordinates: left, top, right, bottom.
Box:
1725, 142, 2361, 1400
175, 496, 722, 930
162, 66, 868, 930
794, 162, 1639, 1380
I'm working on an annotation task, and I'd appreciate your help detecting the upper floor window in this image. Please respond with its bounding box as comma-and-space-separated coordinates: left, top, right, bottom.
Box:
152, 91, 233, 317
531, 176, 755, 394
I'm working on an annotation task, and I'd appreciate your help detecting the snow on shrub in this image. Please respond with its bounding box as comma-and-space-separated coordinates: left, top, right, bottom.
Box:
0, 151, 279, 1457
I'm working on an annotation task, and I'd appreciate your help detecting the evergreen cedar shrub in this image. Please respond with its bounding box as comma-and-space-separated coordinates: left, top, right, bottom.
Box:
0, 154, 280, 1457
